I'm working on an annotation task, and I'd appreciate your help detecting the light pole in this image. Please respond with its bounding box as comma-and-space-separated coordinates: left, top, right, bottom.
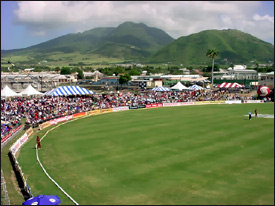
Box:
39, 75, 43, 92
211, 58, 214, 86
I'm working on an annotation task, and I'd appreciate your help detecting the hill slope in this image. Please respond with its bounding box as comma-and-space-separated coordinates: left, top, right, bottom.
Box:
1, 22, 174, 62
148, 29, 274, 65
1, 27, 273, 65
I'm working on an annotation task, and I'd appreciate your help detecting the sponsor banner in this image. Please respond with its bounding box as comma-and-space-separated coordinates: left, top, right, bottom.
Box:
129, 106, 138, 109
113, 106, 129, 112
194, 101, 225, 105
49, 115, 73, 125
101, 108, 113, 114
1, 125, 23, 143
210, 101, 225, 104
19, 133, 28, 145
10, 140, 21, 155
225, 100, 242, 104
39, 121, 50, 130
243, 100, 264, 103
26, 127, 33, 137
146, 103, 163, 108
10, 132, 28, 155
163, 102, 181, 107
73, 112, 87, 119
181, 102, 195, 106
129, 105, 147, 109
194, 101, 204, 105
163, 102, 195, 107
88, 109, 101, 116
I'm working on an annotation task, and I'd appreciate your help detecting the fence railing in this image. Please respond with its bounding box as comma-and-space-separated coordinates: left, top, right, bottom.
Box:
1, 169, 10, 205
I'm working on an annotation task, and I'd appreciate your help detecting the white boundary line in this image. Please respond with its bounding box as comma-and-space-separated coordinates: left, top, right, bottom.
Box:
36, 116, 89, 205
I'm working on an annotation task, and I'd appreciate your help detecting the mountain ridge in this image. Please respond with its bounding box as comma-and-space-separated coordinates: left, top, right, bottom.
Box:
1, 23, 274, 65
147, 29, 274, 65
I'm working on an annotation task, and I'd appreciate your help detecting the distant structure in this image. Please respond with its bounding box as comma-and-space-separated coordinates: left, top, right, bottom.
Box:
1, 72, 77, 92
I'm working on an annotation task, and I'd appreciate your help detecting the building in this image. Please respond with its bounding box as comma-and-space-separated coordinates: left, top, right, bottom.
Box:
217, 65, 258, 80
258, 71, 274, 89
226, 69, 258, 80
228, 65, 247, 70
1, 72, 77, 92
83, 70, 105, 81
179, 68, 190, 75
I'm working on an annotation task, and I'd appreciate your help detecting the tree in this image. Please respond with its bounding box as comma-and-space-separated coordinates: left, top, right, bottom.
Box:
76, 68, 84, 79
202, 64, 220, 72
129, 69, 141, 76
114, 67, 126, 76
119, 73, 131, 88
60, 67, 71, 75
206, 49, 219, 85
55, 67, 61, 73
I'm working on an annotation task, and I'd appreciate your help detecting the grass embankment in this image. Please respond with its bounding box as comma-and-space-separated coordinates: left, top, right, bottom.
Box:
1, 129, 27, 205
18, 103, 274, 205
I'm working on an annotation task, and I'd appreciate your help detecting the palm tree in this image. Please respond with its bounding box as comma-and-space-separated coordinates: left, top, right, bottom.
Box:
206, 49, 219, 86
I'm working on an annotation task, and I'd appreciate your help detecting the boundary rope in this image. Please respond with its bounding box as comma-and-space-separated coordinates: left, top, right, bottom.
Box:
35, 116, 88, 205
35, 112, 121, 205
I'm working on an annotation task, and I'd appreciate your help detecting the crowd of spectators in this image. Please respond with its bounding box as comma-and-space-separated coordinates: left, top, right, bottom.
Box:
1, 118, 21, 140
1, 89, 255, 135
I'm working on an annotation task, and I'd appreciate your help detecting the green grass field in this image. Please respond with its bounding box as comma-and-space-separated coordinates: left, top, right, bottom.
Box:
18, 103, 274, 205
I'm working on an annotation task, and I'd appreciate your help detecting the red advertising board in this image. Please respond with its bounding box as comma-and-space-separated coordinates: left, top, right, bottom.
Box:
146, 103, 163, 108
73, 112, 87, 119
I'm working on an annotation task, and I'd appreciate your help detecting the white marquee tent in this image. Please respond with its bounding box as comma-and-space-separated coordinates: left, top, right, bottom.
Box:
171, 82, 189, 91
19, 84, 43, 96
1, 85, 22, 98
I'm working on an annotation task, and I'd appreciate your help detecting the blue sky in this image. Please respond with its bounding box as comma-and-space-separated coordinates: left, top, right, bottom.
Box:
1, 1, 274, 50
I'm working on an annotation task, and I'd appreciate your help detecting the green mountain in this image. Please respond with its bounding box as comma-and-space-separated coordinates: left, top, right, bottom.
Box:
148, 29, 274, 65
1, 25, 273, 66
1, 22, 174, 61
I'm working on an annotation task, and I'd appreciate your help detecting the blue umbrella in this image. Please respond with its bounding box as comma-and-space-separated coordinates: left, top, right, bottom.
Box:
22, 195, 61, 205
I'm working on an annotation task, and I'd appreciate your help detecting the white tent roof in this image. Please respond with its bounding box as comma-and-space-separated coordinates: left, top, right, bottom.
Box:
171, 82, 189, 91
19, 84, 43, 96
1, 85, 22, 97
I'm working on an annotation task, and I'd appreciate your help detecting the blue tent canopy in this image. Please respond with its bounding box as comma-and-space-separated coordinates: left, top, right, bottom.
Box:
44, 86, 94, 96
188, 85, 205, 90
151, 86, 171, 92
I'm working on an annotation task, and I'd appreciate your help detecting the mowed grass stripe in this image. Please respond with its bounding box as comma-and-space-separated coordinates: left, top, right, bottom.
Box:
18, 103, 274, 205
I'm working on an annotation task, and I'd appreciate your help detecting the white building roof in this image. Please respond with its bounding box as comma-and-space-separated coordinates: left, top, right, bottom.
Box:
233, 65, 246, 70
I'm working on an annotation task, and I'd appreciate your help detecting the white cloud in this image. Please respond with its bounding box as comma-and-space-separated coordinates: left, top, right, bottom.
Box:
13, 1, 274, 44
253, 14, 274, 23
